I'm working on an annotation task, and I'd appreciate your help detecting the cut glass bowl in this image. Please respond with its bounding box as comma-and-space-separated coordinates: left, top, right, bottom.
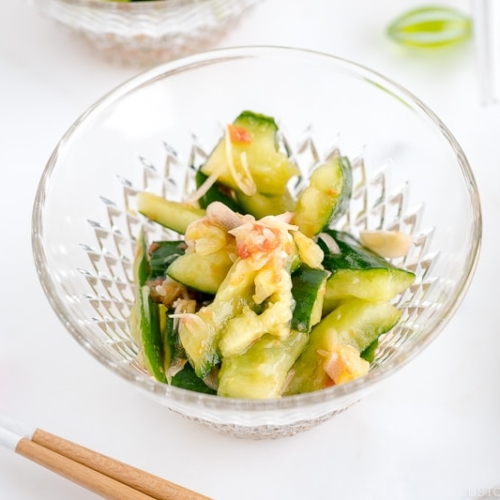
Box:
32, 47, 482, 439
29, 0, 260, 66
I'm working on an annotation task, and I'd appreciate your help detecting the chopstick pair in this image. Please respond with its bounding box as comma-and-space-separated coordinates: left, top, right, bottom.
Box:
0, 414, 211, 500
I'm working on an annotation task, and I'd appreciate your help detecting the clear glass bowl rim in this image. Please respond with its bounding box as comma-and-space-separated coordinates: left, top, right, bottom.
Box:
33, 0, 252, 11
31, 45, 482, 413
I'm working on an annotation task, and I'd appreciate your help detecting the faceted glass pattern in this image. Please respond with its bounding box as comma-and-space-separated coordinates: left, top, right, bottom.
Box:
32, 48, 481, 438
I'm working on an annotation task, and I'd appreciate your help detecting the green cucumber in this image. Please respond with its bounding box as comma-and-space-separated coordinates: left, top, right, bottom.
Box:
170, 364, 217, 395
291, 266, 329, 333
360, 338, 379, 363
218, 268, 294, 358
285, 298, 401, 394
178, 258, 258, 378
195, 170, 242, 212
218, 330, 308, 399
130, 230, 167, 383
292, 156, 352, 237
236, 189, 296, 219
201, 111, 300, 196
137, 192, 205, 234
319, 229, 415, 313
166, 247, 234, 295
161, 309, 217, 395
149, 241, 185, 278
161, 308, 177, 372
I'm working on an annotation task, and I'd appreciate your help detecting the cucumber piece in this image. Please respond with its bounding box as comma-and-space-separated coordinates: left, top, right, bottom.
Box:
130, 230, 167, 383
195, 170, 242, 212
166, 247, 234, 295
137, 192, 205, 234
312, 298, 401, 356
360, 338, 379, 363
138, 287, 166, 383
161, 310, 217, 395
170, 364, 217, 395
149, 241, 185, 278
178, 258, 258, 378
319, 229, 415, 312
285, 298, 401, 394
218, 268, 294, 358
292, 156, 352, 237
236, 189, 296, 219
218, 330, 308, 399
291, 266, 329, 333
161, 308, 176, 371
201, 111, 300, 196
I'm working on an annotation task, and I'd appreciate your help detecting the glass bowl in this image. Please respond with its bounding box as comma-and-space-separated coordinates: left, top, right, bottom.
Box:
29, 0, 260, 66
32, 46, 482, 439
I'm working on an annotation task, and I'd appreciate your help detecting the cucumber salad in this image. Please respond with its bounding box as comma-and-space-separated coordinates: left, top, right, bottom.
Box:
130, 111, 415, 399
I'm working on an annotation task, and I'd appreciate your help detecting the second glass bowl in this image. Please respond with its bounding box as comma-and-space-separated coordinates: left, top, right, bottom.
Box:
29, 0, 260, 65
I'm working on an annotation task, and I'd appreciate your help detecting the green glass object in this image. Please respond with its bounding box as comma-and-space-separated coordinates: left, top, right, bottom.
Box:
387, 5, 472, 48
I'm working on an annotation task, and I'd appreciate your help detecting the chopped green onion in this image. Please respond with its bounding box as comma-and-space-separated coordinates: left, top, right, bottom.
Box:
387, 5, 472, 48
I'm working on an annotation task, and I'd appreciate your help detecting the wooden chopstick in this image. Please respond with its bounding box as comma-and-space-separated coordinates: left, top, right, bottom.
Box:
16, 437, 158, 500
30, 428, 211, 500
0, 416, 211, 500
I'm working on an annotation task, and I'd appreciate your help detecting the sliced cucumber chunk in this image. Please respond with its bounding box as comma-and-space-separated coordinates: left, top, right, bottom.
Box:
161, 310, 217, 395
201, 111, 300, 196
178, 258, 257, 378
138, 288, 166, 383
291, 266, 329, 333
236, 189, 296, 219
166, 247, 234, 295
292, 156, 352, 237
218, 330, 308, 399
319, 229, 415, 312
285, 298, 401, 394
137, 192, 205, 235
218, 268, 294, 358
130, 230, 167, 383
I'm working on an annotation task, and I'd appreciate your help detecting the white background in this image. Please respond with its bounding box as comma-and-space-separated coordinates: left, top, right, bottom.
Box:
1, 0, 499, 499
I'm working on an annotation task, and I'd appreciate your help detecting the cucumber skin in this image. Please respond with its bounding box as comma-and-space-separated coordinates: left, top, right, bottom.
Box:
319, 229, 415, 305
361, 338, 379, 363
149, 241, 185, 278
291, 266, 329, 333
330, 156, 353, 221
138, 287, 167, 383
171, 364, 217, 395
292, 156, 353, 237
285, 298, 401, 395
321, 229, 404, 272
134, 229, 150, 287
131, 231, 167, 383
236, 110, 278, 129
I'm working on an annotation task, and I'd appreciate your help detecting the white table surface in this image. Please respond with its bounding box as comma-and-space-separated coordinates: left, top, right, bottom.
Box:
1, 1, 499, 499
